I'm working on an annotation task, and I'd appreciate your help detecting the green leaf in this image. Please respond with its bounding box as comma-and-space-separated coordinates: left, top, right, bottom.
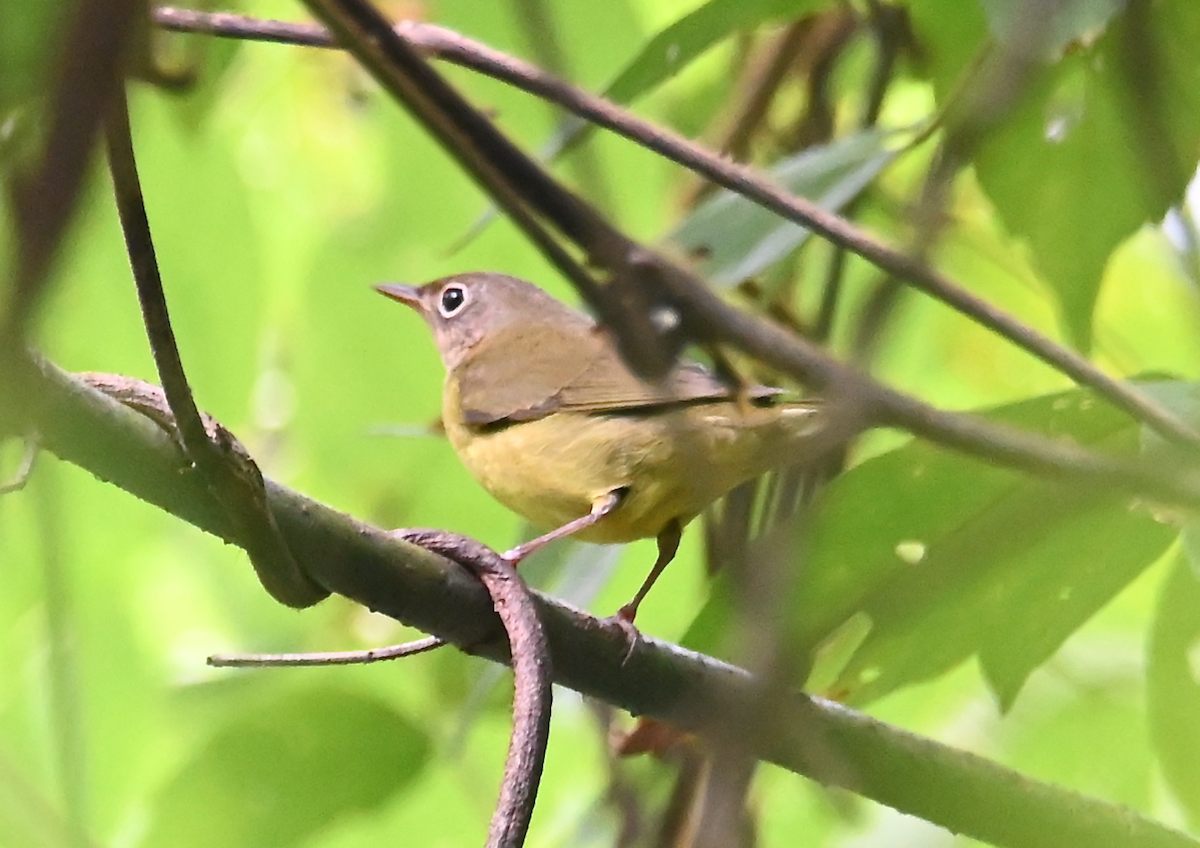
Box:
905, 0, 989, 97
802, 388, 1177, 708
533, 0, 826, 172
1137, 380, 1200, 463
1003, 669, 1153, 810
978, 0, 1128, 58
0, 0, 70, 117
1148, 553, 1200, 829
970, 0, 1200, 348
683, 386, 1178, 706
603, 0, 825, 106
669, 129, 903, 286
972, 490, 1170, 708
803, 389, 1176, 708
142, 686, 430, 848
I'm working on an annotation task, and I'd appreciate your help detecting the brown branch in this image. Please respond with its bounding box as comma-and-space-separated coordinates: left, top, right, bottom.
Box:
101, 94, 326, 609
215, 530, 554, 847
104, 90, 210, 472
148, 6, 1200, 449
394, 529, 553, 848
154, 7, 335, 46
715, 21, 810, 163
14, 358, 1199, 848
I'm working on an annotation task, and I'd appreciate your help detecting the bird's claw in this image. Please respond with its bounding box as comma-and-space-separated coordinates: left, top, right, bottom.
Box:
501, 544, 529, 564
607, 605, 642, 666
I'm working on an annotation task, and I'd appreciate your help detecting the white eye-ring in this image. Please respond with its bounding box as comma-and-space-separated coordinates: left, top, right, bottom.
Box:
438, 283, 469, 317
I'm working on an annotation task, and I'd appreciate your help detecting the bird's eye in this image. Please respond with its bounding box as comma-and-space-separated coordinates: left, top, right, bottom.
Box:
438, 284, 468, 317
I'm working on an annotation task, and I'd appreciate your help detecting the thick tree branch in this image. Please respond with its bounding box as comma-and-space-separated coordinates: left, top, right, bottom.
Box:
8, 358, 1197, 848
149, 5, 1200, 449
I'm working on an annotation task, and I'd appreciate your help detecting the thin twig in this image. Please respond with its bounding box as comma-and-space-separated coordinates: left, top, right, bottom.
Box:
729, 22, 812, 158
104, 91, 209, 462
208, 636, 444, 667
102, 90, 325, 609
154, 7, 333, 46
149, 6, 1200, 448
860, 0, 909, 128
819, 0, 900, 352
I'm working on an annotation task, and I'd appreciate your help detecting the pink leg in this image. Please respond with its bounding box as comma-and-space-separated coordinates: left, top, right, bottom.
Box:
502, 488, 624, 564
616, 517, 682, 623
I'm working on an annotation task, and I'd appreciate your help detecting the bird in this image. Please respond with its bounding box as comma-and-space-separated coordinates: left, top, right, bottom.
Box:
376, 272, 822, 623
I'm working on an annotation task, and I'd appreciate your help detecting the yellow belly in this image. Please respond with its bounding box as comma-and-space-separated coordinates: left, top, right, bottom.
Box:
444, 391, 820, 544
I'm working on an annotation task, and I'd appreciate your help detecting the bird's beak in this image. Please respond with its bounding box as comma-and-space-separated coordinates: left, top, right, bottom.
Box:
374, 283, 423, 310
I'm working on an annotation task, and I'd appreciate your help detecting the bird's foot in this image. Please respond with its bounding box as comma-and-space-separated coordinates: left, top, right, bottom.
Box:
606, 603, 642, 666
502, 491, 624, 565
501, 541, 533, 564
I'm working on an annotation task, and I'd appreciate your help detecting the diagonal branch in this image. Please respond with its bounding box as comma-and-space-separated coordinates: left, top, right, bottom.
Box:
11, 358, 1198, 848
150, 5, 1200, 449
279, 0, 1200, 516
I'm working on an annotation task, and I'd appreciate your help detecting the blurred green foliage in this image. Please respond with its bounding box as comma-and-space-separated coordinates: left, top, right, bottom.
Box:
4, 0, 1200, 846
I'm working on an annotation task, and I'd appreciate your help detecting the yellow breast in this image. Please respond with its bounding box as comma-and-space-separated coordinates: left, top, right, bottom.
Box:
442, 378, 820, 545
